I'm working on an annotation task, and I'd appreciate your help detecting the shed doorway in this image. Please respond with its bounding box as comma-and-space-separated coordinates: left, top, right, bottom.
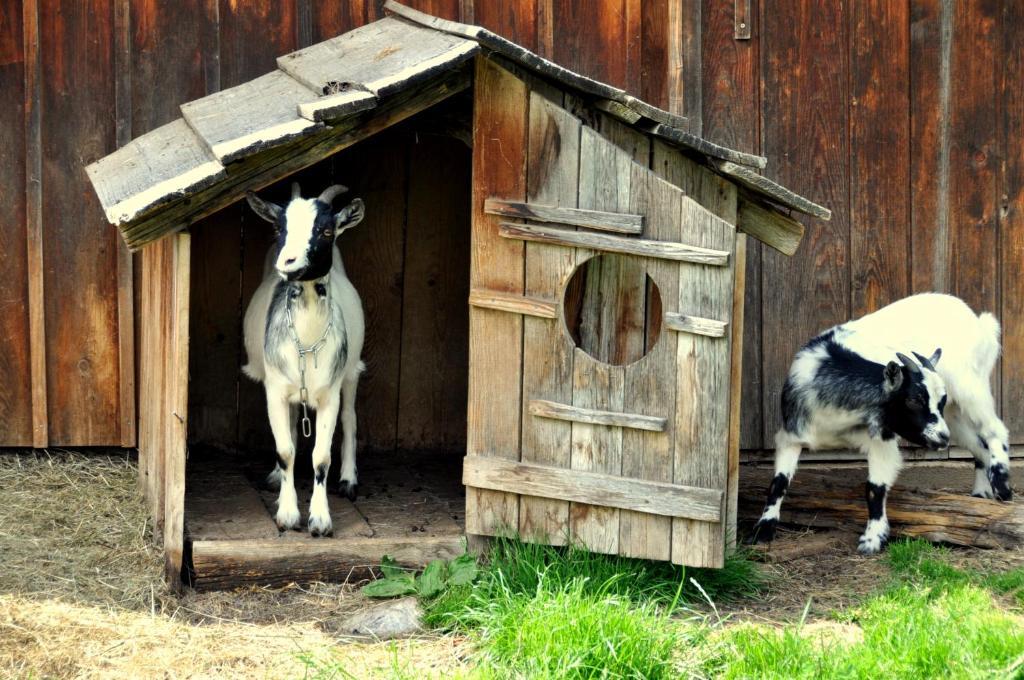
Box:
182, 100, 472, 588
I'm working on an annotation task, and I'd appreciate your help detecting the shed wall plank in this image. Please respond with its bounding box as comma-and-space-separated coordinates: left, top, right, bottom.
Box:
465, 58, 528, 537
397, 135, 471, 451
518, 91, 580, 544
618, 166, 680, 560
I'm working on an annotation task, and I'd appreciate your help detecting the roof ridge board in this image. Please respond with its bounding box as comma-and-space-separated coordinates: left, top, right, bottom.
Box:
383, 0, 767, 170
180, 69, 325, 164
277, 15, 477, 100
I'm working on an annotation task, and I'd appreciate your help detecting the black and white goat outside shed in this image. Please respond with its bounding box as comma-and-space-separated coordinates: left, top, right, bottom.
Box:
86, 2, 829, 589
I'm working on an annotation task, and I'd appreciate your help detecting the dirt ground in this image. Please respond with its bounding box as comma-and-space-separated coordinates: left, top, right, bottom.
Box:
2, 449, 1021, 678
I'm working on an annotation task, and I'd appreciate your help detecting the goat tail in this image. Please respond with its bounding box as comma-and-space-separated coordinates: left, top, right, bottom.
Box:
241, 362, 264, 382
975, 312, 1002, 375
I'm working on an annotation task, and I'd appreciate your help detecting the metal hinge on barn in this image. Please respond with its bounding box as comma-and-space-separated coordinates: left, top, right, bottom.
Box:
85, 2, 829, 588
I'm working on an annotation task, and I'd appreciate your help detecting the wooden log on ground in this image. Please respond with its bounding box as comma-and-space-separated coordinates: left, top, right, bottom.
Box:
739, 465, 1024, 549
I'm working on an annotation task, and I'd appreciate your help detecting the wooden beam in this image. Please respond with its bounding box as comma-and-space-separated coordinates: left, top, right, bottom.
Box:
190, 536, 465, 589
737, 197, 806, 256
529, 399, 667, 432
498, 222, 730, 265
484, 198, 643, 234
739, 467, 1024, 549
663, 313, 728, 337
468, 289, 557, 318
463, 457, 723, 522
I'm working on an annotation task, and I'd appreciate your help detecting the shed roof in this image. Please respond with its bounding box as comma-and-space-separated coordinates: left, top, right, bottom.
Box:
86, 2, 830, 251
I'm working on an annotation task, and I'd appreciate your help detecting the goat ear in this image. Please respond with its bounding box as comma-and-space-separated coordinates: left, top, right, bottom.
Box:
883, 361, 904, 392
333, 198, 365, 235
928, 347, 942, 367
246, 192, 282, 224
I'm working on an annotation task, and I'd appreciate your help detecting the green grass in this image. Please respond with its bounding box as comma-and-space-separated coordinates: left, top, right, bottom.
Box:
423, 537, 762, 632
307, 538, 1024, 679
702, 540, 1024, 679
419, 538, 760, 679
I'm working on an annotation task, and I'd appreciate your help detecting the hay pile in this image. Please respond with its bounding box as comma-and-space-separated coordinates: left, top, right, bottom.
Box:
0, 449, 167, 610
0, 450, 467, 678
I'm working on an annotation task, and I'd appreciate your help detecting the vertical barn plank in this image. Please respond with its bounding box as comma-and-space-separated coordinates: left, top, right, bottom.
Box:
676, 0, 701, 128
23, 0, 47, 447
0, 0, 32, 445
474, 1, 538, 51
41, 0, 122, 444
465, 58, 528, 537
910, 0, 950, 295
518, 91, 580, 544
760, 0, 850, 446
1002, 0, 1024, 440
164, 233, 190, 585
219, 0, 296, 88
397, 135, 471, 452
850, 0, 910, 317
701, 0, 761, 449
550, 0, 640, 92
114, 0, 135, 447
618, 166, 680, 560
569, 126, 635, 554
948, 1, 999, 320
312, 1, 370, 42
672, 194, 735, 568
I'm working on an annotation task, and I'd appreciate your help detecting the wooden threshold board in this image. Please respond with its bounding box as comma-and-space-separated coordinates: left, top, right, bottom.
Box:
184, 450, 467, 589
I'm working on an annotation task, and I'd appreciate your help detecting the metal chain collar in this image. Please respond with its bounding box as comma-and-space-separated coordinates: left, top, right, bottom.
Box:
285, 275, 332, 438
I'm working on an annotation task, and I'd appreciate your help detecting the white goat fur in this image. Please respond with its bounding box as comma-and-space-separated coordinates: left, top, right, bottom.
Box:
760, 293, 1010, 553
242, 198, 365, 536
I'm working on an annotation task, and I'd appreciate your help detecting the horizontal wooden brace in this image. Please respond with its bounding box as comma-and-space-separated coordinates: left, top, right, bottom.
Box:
498, 223, 730, 265
484, 198, 643, 234
664, 313, 728, 337
468, 289, 558, 318
463, 457, 723, 522
529, 399, 667, 432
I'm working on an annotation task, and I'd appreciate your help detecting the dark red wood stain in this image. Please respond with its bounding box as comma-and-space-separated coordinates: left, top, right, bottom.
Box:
0, 0, 32, 444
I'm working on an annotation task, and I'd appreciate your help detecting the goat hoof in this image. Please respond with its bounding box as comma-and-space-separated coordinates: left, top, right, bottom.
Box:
745, 519, 777, 544
275, 507, 301, 532
988, 464, 1012, 501
857, 534, 888, 556
308, 517, 334, 538
971, 491, 994, 499
338, 480, 358, 502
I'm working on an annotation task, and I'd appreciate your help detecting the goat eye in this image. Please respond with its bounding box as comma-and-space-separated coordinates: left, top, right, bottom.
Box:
321, 227, 334, 238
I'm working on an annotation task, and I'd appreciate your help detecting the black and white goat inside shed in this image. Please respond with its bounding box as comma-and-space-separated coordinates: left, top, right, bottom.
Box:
86, 3, 828, 589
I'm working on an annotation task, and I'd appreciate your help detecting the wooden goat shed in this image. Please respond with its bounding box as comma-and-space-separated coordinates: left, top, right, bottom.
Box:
86, 3, 829, 588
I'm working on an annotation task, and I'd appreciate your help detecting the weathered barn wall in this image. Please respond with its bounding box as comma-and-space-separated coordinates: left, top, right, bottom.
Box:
702, 0, 1023, 453
1, 0, 1021, 451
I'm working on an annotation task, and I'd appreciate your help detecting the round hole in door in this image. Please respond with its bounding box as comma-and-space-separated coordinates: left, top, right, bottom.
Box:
562, 254, 662, 366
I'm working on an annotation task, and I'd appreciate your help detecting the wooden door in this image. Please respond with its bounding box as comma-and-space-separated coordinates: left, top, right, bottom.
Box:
464, 59, 739, 568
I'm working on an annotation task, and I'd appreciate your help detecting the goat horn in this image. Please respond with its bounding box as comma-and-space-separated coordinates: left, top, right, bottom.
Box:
318, 184, 348, 204
896, 352, 920, 374
291, 182, 302, 199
